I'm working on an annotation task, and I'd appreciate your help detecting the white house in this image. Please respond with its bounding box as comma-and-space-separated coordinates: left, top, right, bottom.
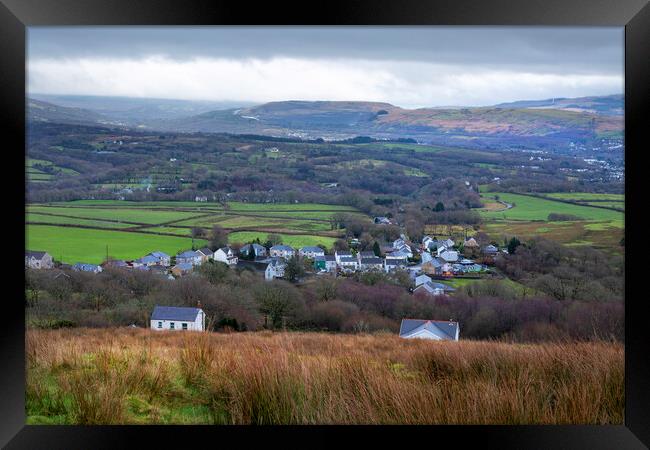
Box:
359, 257, 384, 271
150, 305, 205, 331
399, 319, 459, 341
386, 250, 409, 262
299, 246, 325, 259
269, 245, 295, 259
334, 250, 352, 263
338, 256, 360, 271
384, 259, 407, 272
265, 258, 286, 280
25, 251, 53, 269
214, 247, 238, 266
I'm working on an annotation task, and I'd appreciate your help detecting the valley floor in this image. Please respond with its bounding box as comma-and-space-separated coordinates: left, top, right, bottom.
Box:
27, 328, 623, 425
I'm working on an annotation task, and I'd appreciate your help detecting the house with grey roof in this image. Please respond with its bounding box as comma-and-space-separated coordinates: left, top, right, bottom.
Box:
414, 281, 456, 296
196, 247, 215, 262
148, 251, 171, 267
270, 244, 295, 259
299, 246, 325, 259
359, 257, 384, 271
414, 274, 432, 287
356, 251, 376, 262
384, 259, 407, 273
150, 305, 205, 331
399, 319, 459, 341
265, 257, 287, 280
25, 251, 53, 269
176, 250, 202, 266
438, 250, 459, 263
314, 255, 337, 272
240, 243, 267, 259
483, 244, 499, 255
334, 250, 352, 263
134, 254, 159, 267
339, 256, 360, 271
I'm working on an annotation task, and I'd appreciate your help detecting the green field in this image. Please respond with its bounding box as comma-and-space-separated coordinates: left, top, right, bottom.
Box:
544, 192, 624, 201
26, 201, 356, 262
228, 231, 337, 249
27, 206, 200, 224
26, 225, 205, 265
479, 192, 624, 226
26, 213, 134, 229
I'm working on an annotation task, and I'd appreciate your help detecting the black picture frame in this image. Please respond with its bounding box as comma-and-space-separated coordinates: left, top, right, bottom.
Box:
1, 0, 648, 448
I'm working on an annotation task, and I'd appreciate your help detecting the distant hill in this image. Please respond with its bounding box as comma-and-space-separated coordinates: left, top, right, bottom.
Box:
27, 98, 116, 126
26, 94, 624, 150
154, 96, 623, 148
29, 94, 257, 124
494, 94, 623, 116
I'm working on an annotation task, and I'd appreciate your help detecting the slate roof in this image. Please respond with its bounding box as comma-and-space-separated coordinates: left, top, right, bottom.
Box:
173, 262, 194, 271
339, 256, 358, 263
270, 245, 294, 252
197, 247, 214, 256
385, 259, 406, 266
300, 246, 324, 253
399, 319, 459, 340
335, 250, 352, 256
149, 251, 170, 259
177, 250, 199, 258
137, 255, 158, 264
26, 250, 48, 259
358, 251, 376, 258
73, 263, 101, 272
360, 257, 383, 265
151, 306, 202, 321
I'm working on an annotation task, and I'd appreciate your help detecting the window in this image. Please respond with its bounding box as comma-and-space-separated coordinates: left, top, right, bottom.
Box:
182, 323, 188, 330
157, 321, 162, 328
170, 322, 175, 329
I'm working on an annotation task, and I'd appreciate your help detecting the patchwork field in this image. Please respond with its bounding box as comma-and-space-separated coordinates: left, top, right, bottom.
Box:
478, 192, 624, 254
26, 201, 357, 263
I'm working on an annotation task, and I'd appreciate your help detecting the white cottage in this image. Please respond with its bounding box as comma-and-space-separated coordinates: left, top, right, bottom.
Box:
214, 247, 238, 266
25, 251, 54, 269
150, 305, 206, 331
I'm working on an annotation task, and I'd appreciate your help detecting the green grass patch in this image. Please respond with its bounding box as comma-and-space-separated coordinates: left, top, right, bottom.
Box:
26, 225, 205, 264
28, 206, 201, 225
26, 213, 134, 229
228, 231, 337, 249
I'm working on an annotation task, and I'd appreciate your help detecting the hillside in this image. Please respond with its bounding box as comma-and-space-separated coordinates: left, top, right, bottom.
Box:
495, 94, 623, 116
27, 99, 115, 127
153, 98, 624, 149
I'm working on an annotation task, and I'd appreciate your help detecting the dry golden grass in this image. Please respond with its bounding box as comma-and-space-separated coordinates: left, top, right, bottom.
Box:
26, 328, 624, 425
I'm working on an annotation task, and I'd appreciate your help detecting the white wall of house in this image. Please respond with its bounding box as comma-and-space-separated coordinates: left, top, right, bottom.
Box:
150, 313, 205, 332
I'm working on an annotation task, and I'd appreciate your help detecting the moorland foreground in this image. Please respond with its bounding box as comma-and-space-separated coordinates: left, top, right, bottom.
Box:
26, 328, 624, 425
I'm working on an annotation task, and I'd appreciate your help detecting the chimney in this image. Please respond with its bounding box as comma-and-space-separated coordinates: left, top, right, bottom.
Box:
197, 300, 202, 309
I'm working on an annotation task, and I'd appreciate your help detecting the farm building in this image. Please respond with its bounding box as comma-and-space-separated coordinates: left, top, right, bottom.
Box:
150, 305, 206, 331
240, 243, 267, 258
399, 319, 460, 341
25, 251, 53, 269
299, 246, 325, 259
270, 244, 295, 259
214, 247, 238, 266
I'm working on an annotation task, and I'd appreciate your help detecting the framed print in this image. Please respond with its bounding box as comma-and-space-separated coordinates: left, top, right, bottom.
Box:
1, 0, 648, 448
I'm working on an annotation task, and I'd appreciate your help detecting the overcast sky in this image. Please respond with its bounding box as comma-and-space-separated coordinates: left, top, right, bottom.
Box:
27, 26, 624, 108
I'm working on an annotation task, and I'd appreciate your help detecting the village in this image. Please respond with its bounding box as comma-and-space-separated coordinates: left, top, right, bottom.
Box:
26, 233, 506, 341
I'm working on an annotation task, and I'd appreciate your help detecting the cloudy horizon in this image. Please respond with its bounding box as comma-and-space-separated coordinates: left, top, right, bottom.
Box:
27, 26, 624, 109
